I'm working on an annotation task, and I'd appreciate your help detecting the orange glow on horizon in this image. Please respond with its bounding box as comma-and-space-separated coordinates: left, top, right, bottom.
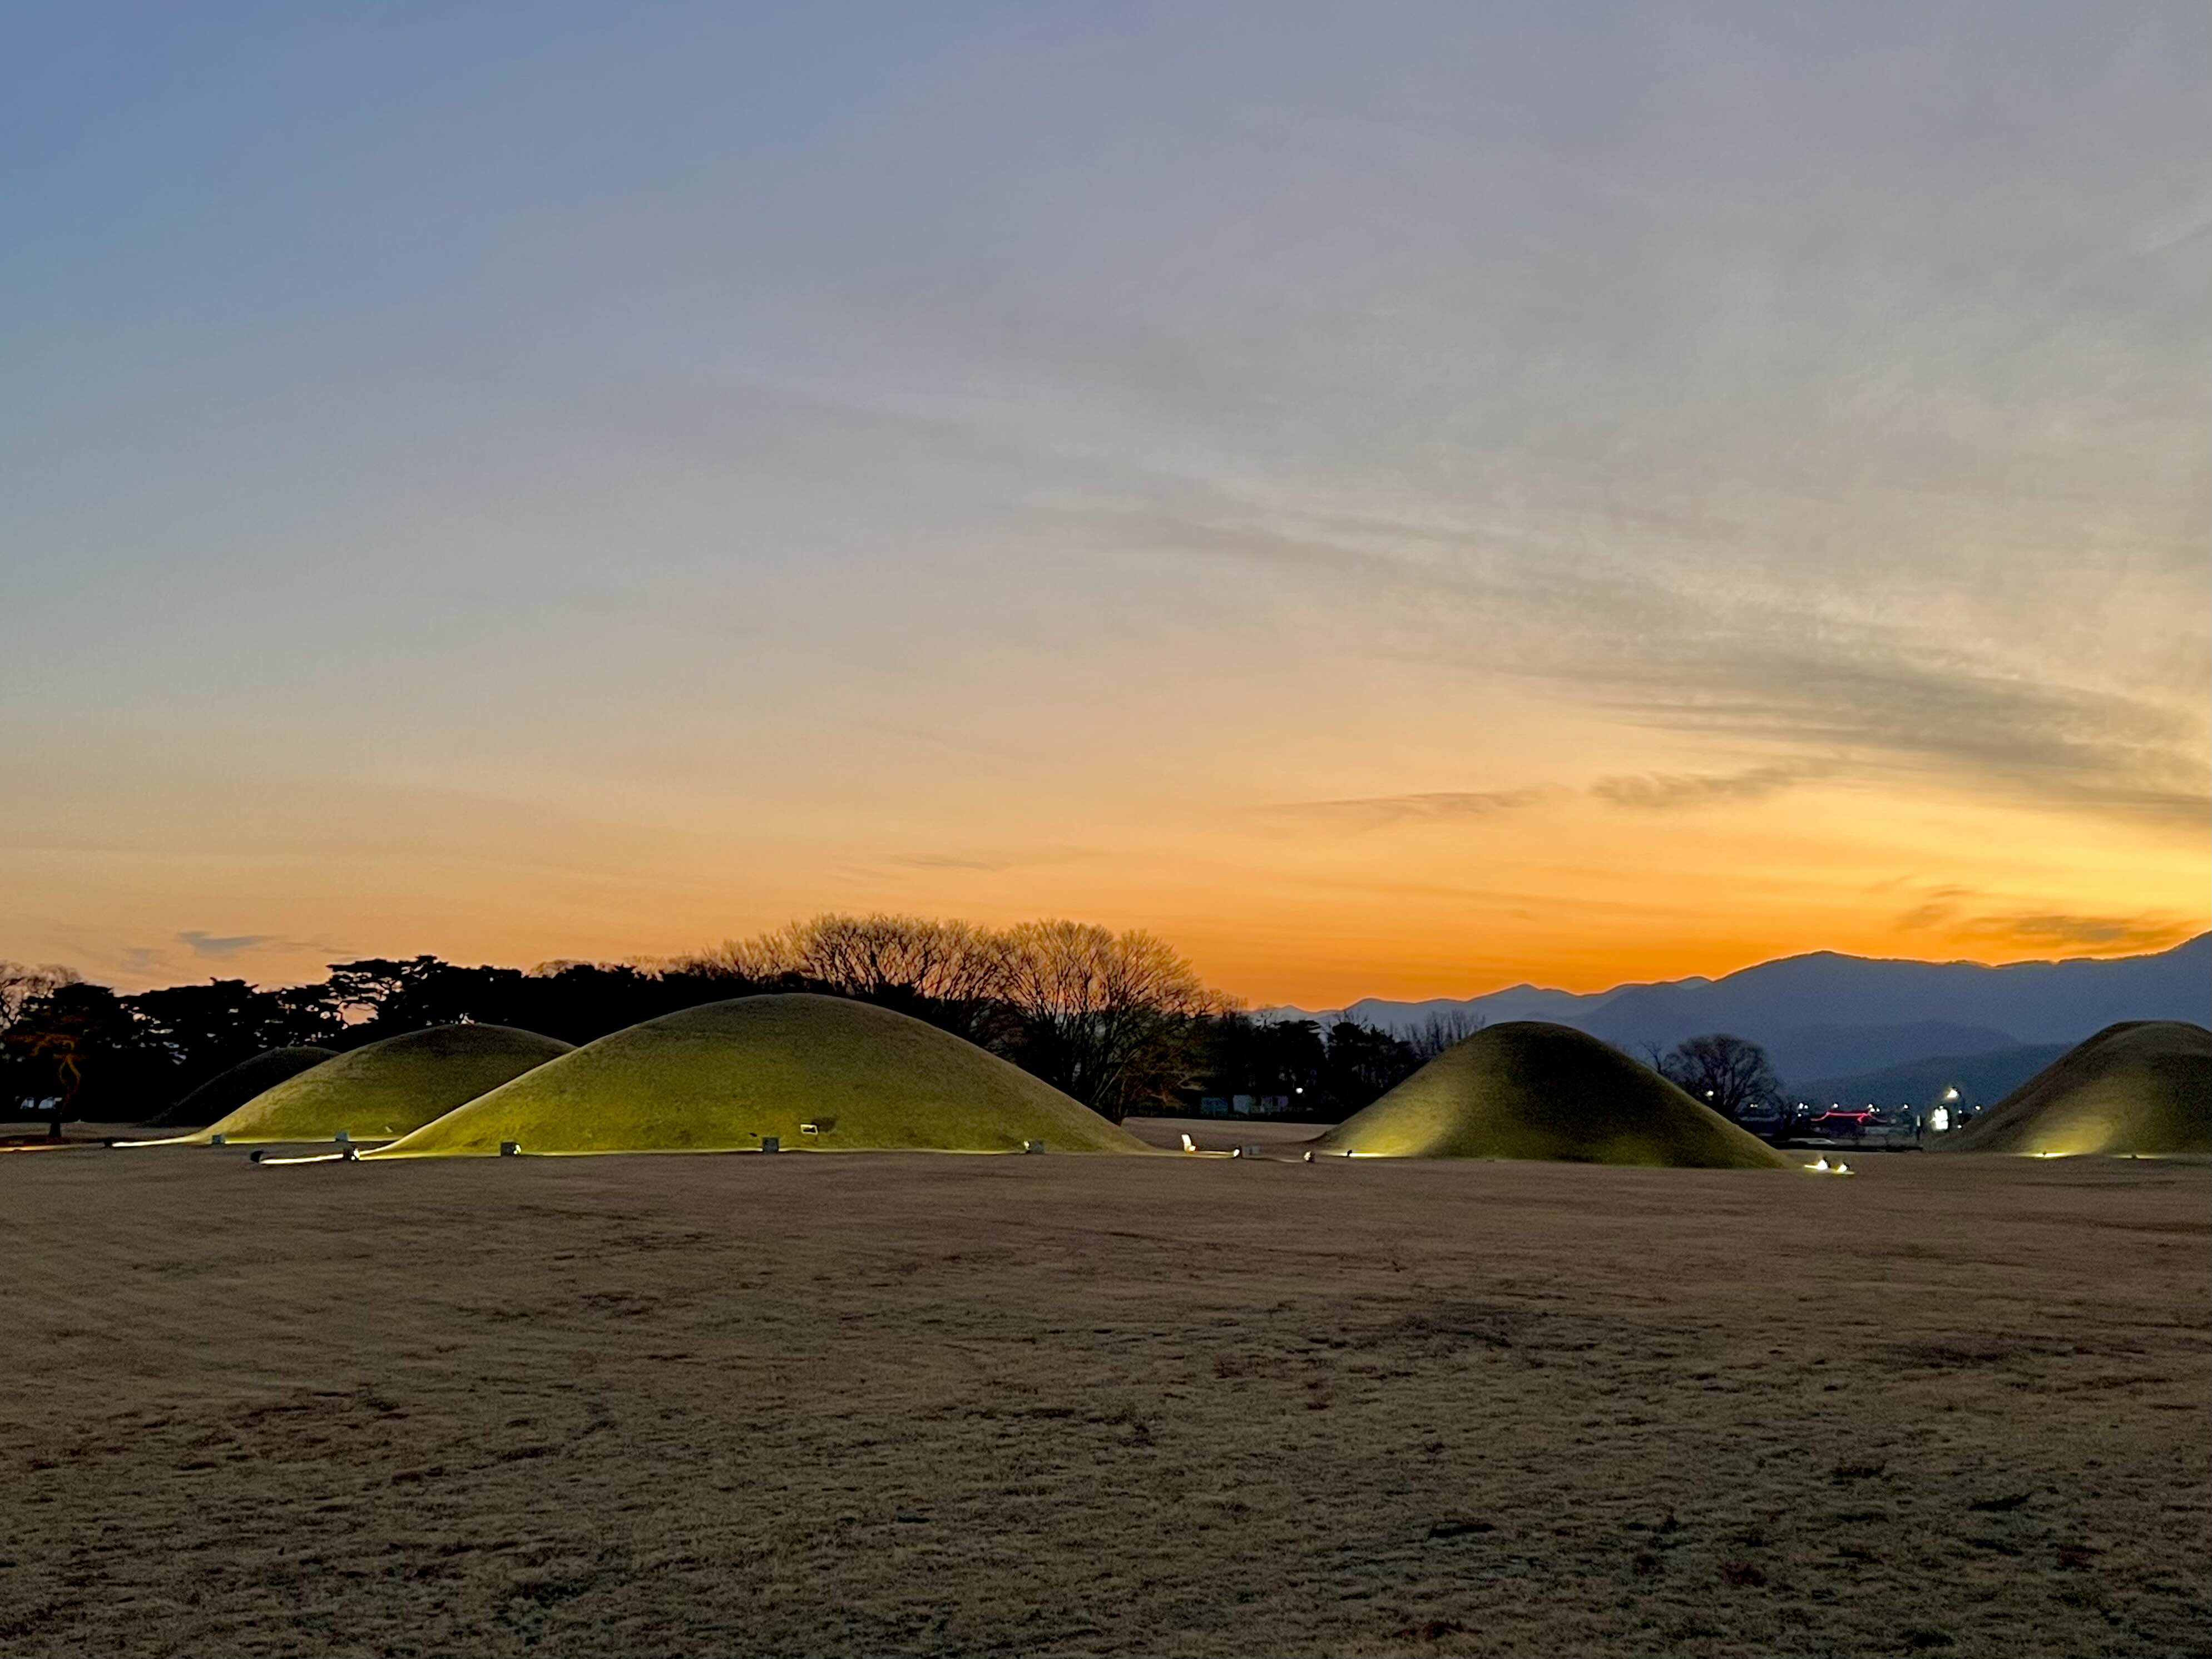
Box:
12, 745, 2200, 1004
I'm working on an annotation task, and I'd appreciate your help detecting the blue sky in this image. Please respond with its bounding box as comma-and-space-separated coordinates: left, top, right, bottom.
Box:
2, 2, 2205, 1000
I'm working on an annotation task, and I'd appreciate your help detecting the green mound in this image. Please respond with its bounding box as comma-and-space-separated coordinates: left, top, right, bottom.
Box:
143, 1046, 337, 1129
179, 1024, 572, 1145
1938, 1021, 2211, 1157
367, 994, 1148, 1158
1313, 1021, 1788, 1168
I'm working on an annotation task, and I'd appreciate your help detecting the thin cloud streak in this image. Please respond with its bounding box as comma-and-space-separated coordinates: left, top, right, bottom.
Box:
1262, 788, 1558, 830
177, 930, 274, 959
880, 847, 1097, 873
1577, 623, 2208, 826
1893, 889, 2195, 954
1591, 762, 1834, 811
1097, 491, 2207, 833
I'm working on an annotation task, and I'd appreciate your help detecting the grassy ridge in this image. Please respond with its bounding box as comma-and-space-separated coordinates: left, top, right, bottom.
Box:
1315, 1021, 1788, 1168
368, 993, 1150, 1158
1941, 1021, 2211, 1157
181, 1025, 572, 1145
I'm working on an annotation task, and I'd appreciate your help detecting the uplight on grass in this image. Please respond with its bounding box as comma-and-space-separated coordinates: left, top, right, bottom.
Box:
1937, 1023, 2209, 1158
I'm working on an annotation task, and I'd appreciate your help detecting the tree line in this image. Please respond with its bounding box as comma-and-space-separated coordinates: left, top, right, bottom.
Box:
1, 915, 1449, 1134
1, 913, 1787, 1137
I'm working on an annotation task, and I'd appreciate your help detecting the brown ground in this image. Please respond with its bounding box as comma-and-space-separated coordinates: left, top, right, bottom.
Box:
3, 1133, 2205, 1657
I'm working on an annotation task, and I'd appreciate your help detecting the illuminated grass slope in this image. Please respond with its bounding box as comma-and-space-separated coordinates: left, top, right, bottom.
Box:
175, 1025, 572, 1145
1313, 1021, 1789, 1167
143, 1046, 336, 1129
1939, 1021, 2211, 1157
367, 994, 1149, 1158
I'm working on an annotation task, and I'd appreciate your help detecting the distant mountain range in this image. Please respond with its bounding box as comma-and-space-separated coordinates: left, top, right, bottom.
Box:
1265, 933, 2211, 1088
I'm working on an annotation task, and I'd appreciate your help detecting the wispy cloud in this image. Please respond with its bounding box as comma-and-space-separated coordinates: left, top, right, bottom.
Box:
1147, 497, 2207, 831
880, 846, 1095, 872
1067, 467, 2208, 835
1894, 885, 1976, 932
177, 929, 274, 959
1590, 761, 1832, 811
118, 945, 172, 978
1585, 642, 2210, 831
1893, 889, 2195, 954
1953, 912, 2198, 954
1263, 788, 1557, 830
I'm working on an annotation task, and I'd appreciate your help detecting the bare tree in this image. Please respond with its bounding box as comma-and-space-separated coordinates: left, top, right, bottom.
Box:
1656, 1033, 1782, 1122
1, 962, 81, 1034
675, 915, 1236, 1117
996, 921, 1230, 1120
680, 914, 1011, 1038
1408, 1009, 1484, 1062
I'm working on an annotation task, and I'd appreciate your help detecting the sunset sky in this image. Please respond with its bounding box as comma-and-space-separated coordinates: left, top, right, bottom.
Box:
4, 2, 2206, 1006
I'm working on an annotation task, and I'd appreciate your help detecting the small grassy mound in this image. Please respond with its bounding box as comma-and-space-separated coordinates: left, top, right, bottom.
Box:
1313, 1021, 1788, 1167
143, 1046, 337, 1129
179, 1025, 572, 1145
367, 994, 1148, 1158
1939, 1021, 2211, 1157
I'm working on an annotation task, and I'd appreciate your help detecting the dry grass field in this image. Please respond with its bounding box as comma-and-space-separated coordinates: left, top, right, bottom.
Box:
3, 1133, 2205, 1657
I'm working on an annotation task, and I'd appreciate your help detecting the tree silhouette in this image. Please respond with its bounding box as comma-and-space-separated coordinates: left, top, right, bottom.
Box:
1656, 1033, 1782, 1123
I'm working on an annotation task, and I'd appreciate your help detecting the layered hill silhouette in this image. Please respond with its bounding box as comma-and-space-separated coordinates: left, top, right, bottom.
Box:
160, 1024, 571, 1145
142, 1045, 336, 1130
1272, 933, 2210, 1083
366, 993, 1149, 1158
1312, 1021, 1787, 1167
1938, 1021, 2212, 1157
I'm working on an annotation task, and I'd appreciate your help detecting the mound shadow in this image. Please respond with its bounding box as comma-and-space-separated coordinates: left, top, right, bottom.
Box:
141, 1046, 336, 1131
153, 1024, 571, 1146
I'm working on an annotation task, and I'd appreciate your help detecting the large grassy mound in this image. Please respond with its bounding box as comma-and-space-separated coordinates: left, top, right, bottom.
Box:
1939, 1021, 2211, 1157
178, 1025, 572, 1145
1313, 1021, 1789, 1167
366, 994, 1148, 1158
143, 1046, 337, 1129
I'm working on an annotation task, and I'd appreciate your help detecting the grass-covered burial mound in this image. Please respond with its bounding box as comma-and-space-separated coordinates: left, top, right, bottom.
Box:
166, 1024, 572, 1146
1939, 1021, 2211, 1158
365, 994, 1150, 1158
1313, 1021, 1788, 1167
142, 1046, 337, 1130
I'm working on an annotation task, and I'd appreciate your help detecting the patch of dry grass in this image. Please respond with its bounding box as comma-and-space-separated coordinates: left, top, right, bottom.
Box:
1, 1148, 2204, 1656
